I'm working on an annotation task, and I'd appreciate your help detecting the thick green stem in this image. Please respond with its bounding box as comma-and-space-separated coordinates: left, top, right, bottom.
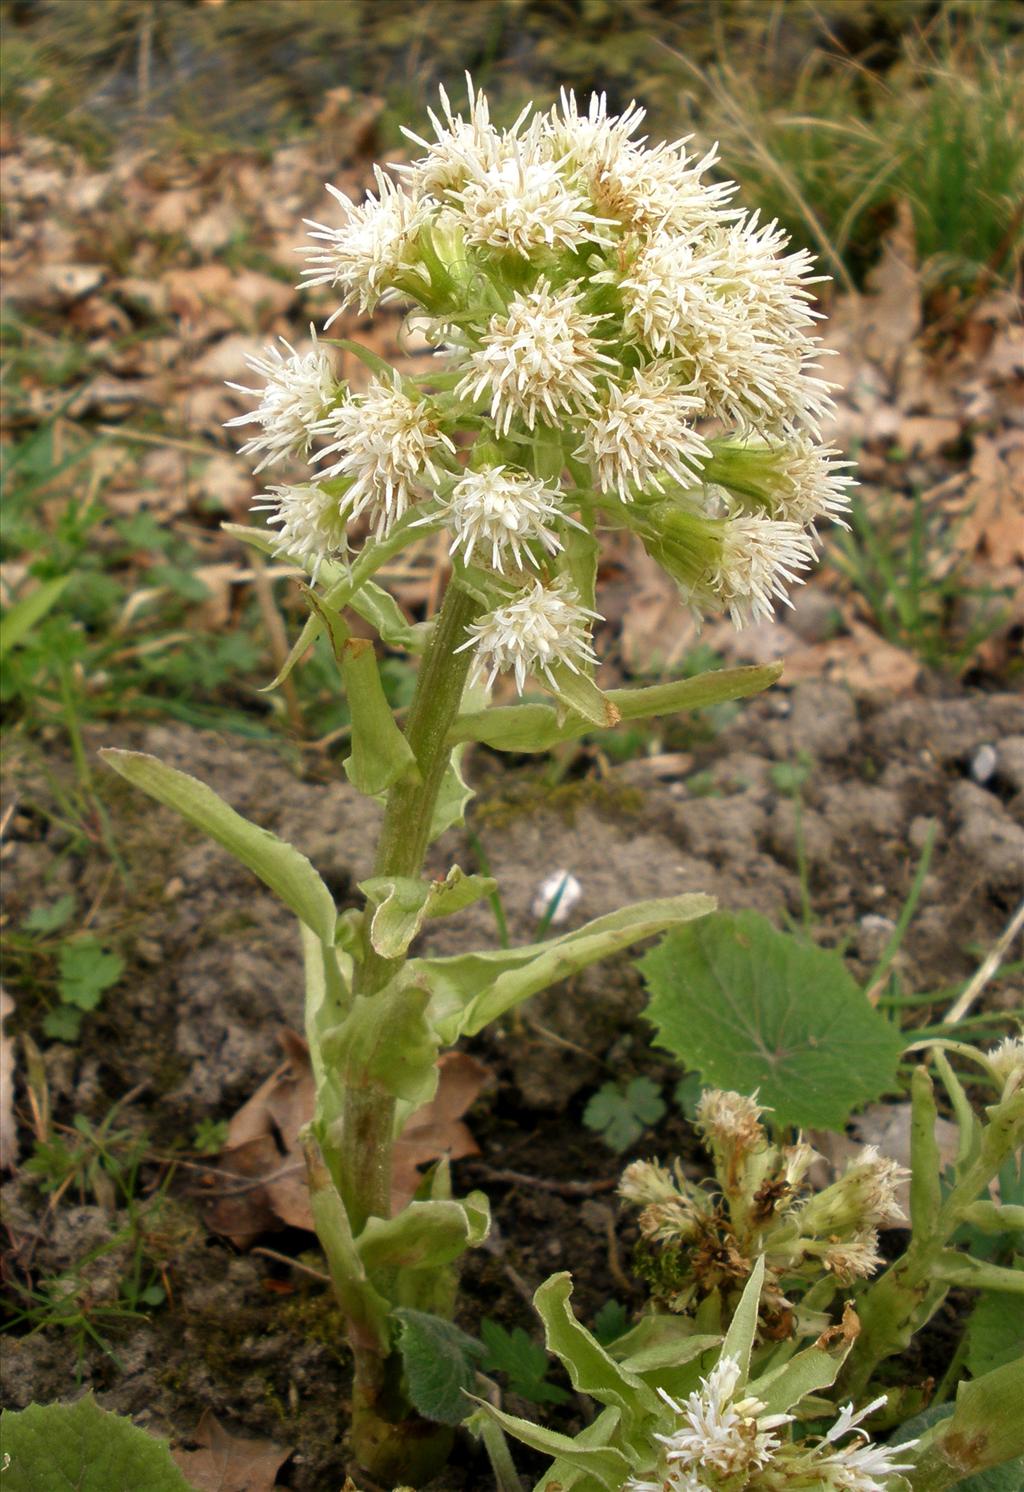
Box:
839, 1089, 1024, 1400
335, 582, 479, 1237
325, 582, 480, 1484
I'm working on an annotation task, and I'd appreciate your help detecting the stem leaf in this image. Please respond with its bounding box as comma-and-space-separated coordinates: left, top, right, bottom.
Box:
360, 866, 498, 960
416, 892, 715, 1043
100, 750, 337, 943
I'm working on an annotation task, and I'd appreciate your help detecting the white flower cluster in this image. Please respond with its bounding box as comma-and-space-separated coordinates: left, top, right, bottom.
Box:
624, 1360, 916, 1492
228, 80, 853, 694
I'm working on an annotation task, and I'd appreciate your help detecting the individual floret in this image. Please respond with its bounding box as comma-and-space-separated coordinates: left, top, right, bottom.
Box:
458, 575, 599, 693
313, 376, 455, 538
578, 361, 709, 501
301, 168, 431, 321
455, 279, 615, 436
225, 332, 337, 473
437, 466, 566, 572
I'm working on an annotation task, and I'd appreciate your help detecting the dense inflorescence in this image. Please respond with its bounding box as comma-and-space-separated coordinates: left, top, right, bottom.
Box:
228, 79, 853, 698
623, 1357, 916, 1492
619, 1088, 909, 1328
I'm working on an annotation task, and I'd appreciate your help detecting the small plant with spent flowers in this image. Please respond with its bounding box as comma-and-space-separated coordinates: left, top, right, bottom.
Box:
481, 1041, 1024, 1491
98, 79, 863, 1484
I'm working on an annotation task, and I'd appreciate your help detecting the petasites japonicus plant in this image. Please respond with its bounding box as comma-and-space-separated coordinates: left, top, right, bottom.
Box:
102, 78, 856, 1484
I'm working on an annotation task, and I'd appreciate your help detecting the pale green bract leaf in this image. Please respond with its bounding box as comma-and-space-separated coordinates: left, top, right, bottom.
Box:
894, 1404, 1024, 1491
449, 701, 563, 753
339, 638, 420, 797
357, 1193, 490, 1277
100, 750, 337, 944
533, 1273, 660, 1427
748, 1331, 857, 1415
254, 506, 433, 690
611, 1316, 720, 1397
449, 665, 783, 753
305, 1143, 391, 1353
0, 576, 70, 659
359, 866, 498, 960
720, 1255, 765, 1381
428, 745, 474, 843
0, 1393, 192, 1492
393, 1309, 485, 1427
943, 1358, 1024, 1473
965, 1268, 1024, 1376
469, 1401, 630, 1490
299, 926, 350, 1163
543, 660, 619, 728
349, 579, 427, 652
416, 893, 715, 1044
641, 911, 905, 1130
228, 524, 425, 649
322, 983, 439, 1106
526, 1407, 632, 1492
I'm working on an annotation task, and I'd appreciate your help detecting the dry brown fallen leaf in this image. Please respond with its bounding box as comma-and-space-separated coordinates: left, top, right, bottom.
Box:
782, 621, 921, 699
0, 988, 18, 1170
391, 1051, 490, 1212
171, 1410, 291, 1492
202, 1033, 490, 1245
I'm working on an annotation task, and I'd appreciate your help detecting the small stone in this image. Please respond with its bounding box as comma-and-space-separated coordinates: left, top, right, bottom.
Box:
858, 913, 896, 963
163, 876, 185, 900
971, 743, 998, 784
134, 936, 163, 966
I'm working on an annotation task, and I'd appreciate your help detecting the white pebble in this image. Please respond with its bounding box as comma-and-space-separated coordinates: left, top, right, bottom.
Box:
531, 870, 582, 924
971, 743, 997, 784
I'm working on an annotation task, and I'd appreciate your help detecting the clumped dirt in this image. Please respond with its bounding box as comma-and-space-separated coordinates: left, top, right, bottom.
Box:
2, 678, 1022, 1487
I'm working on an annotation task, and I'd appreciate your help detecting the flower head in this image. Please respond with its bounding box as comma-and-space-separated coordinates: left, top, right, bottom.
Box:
451, 152, 614, 256
624, 1357, 792, 1491
313, 377, 455, 538
705, 435, 855, 530
802, 1144, 909, 1235
551, 89, 735, 235
439, 466, 566, 571
225, 332, 336, 472
816, 1396, 918, 1491
301, 168, 430, 321
400, 76, 520, 197
455, 279, 614, 436
712, 513, 817, 627
616, 220, 834, 434
578, 361, 709, 501
822, 1230, 885, 1284
987, 1035, 1024, 1098
697, 1089, 767, 1152
458, 575, 599, 693
251, 483, 348, 578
